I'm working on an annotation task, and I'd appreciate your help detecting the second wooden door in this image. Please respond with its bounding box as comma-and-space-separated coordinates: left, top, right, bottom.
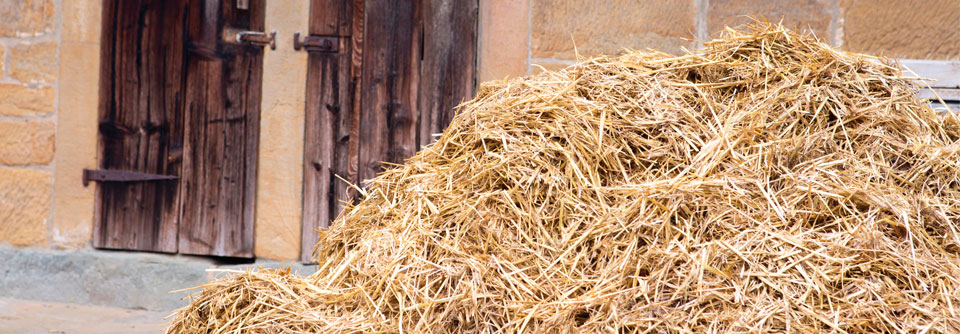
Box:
300, 0, 479, 261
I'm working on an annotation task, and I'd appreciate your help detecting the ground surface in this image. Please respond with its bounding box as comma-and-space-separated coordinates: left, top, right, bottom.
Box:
0, 297, 168, 334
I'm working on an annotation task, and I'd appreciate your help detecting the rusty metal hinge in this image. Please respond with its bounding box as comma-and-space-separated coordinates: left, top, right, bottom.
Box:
82, 169, 178, 186
293, 32, 340, 53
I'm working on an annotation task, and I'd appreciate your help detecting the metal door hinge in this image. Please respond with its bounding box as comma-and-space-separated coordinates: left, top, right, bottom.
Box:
83, 169, 178, 186
293, 32, 340, 53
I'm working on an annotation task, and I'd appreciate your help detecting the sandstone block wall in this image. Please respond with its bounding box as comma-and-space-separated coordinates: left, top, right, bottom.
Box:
1, 0, 101, 249
840, 0, 960, 60
480, 0, 960, 81
0, 0, 57, 246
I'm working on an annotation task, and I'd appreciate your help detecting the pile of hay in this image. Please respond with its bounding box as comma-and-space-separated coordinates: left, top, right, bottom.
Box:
168, 23, 960, 333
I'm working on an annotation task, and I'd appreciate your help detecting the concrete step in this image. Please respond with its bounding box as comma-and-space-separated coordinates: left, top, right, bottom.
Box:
0, 246, 316, 312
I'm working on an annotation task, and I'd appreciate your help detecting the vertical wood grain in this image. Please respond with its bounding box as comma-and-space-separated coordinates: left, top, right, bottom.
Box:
345, 0, 364, 202
301, 0, 354, 262
358, 0, 421, 184
301, 0, 477, 262
418, 0, 478, 147
94, 0, 187, 253
178, 0, 264, 257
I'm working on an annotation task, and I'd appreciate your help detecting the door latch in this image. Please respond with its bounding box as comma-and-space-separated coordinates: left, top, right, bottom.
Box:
224, 27, 276, 49
293, 32, 340, 53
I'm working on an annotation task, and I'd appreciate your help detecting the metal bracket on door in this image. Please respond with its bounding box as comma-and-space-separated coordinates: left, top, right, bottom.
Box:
224, 27, 277, 49
82, 169, 179, 186
293, 32, 340, 53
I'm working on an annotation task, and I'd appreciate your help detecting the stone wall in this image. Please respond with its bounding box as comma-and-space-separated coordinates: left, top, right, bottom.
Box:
0, 0, 100, 249
0, 0, 58, 246
479, 0, 960, 81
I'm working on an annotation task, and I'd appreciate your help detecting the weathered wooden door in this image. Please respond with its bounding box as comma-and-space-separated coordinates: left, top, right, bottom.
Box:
176, 1, 264, 258
300, 0, 478, 261
94, 0, 265, 258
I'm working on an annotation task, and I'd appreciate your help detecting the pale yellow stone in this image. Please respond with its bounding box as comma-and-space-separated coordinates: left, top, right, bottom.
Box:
0, 0, 55, 37
254, 0, 309, 261
707, 0, 834, 42
0, 83, 55, 116
62, 0, 101, 43
478, 0, 529, 81
840, 0, 960, 60
52, 42, 100, 247
0, 120, 55, 165
10, 41, 58, 83
529, 61, 574, 74
531, 0, 696, 60
0, 166, 52, 246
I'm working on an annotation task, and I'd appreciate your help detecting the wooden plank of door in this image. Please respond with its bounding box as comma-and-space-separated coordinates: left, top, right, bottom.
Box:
301, 0, 355, 262
418, 0, 478, 147
93, 0, 187, 253
358, 0, 421, 185
344, 0, 364, 209
178, 0, 264, 257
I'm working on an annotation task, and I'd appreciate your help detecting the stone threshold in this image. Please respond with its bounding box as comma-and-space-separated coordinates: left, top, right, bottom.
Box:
0, 246, 316, 312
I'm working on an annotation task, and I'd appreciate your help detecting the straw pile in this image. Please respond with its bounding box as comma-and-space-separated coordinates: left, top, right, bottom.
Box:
168, 23, 960, 333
